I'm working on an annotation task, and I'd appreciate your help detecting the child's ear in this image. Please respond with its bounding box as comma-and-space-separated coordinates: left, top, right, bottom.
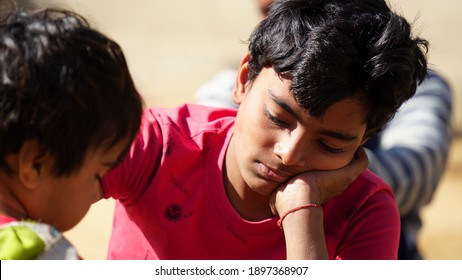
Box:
232, 53, 250, 105
18, 139, 51, 190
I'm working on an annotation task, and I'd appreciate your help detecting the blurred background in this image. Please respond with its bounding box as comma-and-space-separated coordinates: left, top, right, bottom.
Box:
19, 0, 462, 259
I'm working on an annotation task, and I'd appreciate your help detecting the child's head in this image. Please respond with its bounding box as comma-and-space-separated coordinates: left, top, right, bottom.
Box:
0, 8, 143, 230
230, 0, 427, 194
246, 0, 428, 138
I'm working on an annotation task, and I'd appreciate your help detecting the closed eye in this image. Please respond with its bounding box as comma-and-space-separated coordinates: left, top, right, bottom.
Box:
317, 140, 345, 154
264, 107, 287, 127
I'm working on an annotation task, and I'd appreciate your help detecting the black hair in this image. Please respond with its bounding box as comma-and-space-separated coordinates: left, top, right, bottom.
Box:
247, 0, 428, 137
0, 8, 144, 175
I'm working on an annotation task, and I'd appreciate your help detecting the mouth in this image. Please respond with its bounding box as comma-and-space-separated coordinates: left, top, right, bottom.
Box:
258, 162, 292, 183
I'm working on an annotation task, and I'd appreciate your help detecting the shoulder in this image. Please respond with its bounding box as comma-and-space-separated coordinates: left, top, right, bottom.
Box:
143, 104, 237, 137
346, 169, 397, 211
323, 169, 398, 231
324, 170, 400, 259
101, 104, 236, 200
0, 220, 80, 260
353, 169, 392, 194
145, 103, 237, 122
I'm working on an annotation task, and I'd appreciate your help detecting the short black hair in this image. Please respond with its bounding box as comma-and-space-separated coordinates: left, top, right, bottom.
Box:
0, 8, 144, 175
247, 0, 428, 137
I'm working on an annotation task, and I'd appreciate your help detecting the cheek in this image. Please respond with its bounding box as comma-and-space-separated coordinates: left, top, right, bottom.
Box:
245, 126, 277, 156
237, 112, 271, 146
66, 175, 99, 206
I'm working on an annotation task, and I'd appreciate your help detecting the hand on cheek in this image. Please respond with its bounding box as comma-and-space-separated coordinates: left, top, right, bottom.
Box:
269, 147, 369, 217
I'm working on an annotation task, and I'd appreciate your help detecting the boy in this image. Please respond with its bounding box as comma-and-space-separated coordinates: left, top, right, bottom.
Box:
0, 8, 143, 259
195, 0, 453, 260
102, 0, 428, 259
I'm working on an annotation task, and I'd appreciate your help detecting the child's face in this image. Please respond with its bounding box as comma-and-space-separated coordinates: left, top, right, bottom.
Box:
230, 66, 367, 196
30, 141, 128, 232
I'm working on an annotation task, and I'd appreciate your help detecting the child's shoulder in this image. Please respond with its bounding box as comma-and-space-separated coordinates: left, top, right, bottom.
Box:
324, 169, 396, 215
0, 219, 80, 260
355, 169, 390, 191
344, 169, 394, 201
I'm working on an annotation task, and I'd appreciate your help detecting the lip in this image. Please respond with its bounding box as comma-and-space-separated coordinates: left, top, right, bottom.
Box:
259, 162, 292, 183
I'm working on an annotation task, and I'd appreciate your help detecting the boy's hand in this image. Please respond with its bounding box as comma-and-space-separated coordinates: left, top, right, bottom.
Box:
270, 147, 369, 217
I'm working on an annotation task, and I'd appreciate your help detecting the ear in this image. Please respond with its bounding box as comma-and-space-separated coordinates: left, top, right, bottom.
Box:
231, 53, 251, 105
17, 139, 52, 190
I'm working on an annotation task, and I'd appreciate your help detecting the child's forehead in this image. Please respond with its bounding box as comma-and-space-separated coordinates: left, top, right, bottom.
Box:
256, 68, 341, 100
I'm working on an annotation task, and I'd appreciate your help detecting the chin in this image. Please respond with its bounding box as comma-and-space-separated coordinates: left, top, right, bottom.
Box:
52, 221, 74, 232
249, 178, 279, 197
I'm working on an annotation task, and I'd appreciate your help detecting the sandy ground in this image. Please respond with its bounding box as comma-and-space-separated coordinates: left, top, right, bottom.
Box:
33, 0, 461, 259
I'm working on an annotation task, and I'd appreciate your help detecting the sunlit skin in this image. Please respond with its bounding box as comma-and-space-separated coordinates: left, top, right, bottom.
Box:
0, 140, 129, 232
224, 55, 368, 223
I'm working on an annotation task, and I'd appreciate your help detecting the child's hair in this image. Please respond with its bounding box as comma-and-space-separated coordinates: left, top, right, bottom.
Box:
247, 0, 428, 137
0, 8, 144, 176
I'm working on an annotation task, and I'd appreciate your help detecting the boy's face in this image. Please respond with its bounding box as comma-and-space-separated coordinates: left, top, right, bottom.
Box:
26, 140, 128, 232
228, 64, 367, 196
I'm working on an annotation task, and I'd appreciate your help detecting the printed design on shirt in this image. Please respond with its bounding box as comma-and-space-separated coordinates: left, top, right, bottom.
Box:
169, 174, 189, 196
164, 204, 196, 222
165, 136, 177, 156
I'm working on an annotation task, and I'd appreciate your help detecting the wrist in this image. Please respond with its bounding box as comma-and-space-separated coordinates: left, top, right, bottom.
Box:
277, 204, 322, 228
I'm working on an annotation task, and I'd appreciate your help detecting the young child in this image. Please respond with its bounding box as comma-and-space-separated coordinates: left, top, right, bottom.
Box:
0, 8, 143, 259
101, 0, 428, 259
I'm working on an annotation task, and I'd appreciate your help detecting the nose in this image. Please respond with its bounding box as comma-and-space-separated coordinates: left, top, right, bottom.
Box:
274, 134, 307, 167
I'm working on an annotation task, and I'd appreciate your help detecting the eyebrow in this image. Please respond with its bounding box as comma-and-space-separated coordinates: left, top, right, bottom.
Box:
318, 129, 358, 142
268, 90, 358, 142
268, 89, 302, 121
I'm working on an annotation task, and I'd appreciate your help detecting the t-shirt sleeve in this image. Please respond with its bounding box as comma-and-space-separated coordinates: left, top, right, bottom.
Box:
101, 109, 163, 204
334, 188, 400, 260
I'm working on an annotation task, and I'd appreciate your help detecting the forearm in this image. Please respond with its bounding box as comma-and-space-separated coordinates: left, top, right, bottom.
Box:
272, 149, 368, 259
281, 207, 328, 259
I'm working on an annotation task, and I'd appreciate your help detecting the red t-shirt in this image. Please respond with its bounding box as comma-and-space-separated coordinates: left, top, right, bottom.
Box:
102, 104, 400, 259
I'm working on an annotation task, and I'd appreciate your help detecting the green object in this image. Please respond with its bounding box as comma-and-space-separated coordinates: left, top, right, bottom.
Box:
0, 225, 46, 260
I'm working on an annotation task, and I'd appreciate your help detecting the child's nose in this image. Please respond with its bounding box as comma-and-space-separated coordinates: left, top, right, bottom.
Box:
274, 135, 307, 167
